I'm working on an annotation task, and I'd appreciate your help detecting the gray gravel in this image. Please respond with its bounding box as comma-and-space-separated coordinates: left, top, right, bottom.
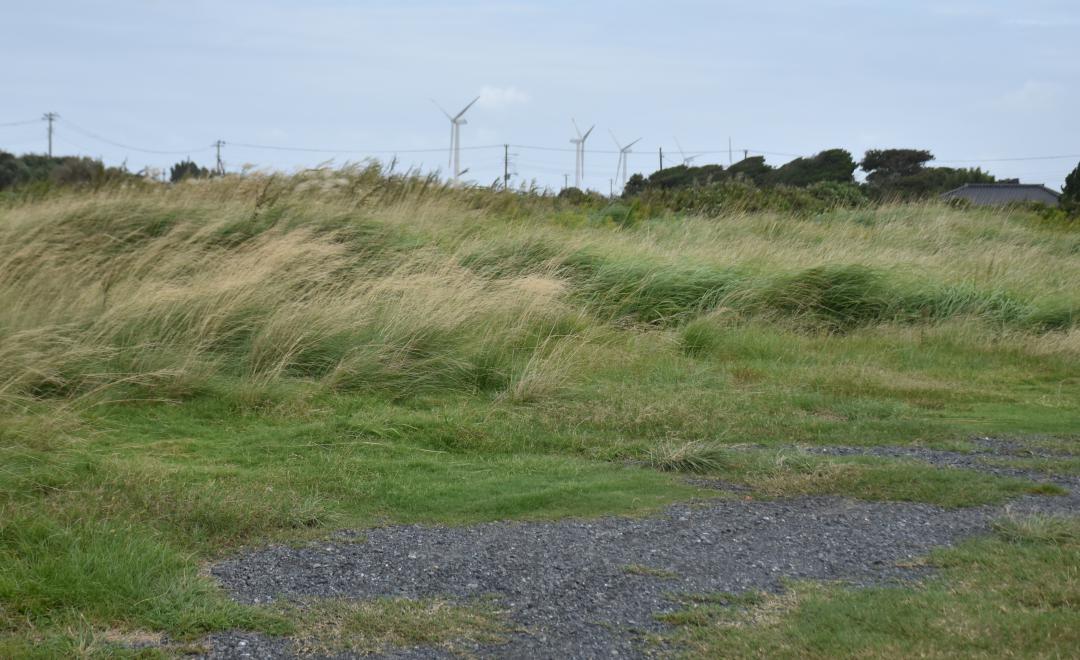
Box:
200, 437, 1077, 659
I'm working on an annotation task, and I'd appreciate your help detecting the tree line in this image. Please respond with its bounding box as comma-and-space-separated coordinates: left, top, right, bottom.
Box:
622, 148, 1000, 201
2, 147, 1078, 216
0, 152, 215, 191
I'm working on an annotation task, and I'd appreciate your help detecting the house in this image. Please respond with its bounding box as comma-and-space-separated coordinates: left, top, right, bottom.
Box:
940, 182, 1061, 207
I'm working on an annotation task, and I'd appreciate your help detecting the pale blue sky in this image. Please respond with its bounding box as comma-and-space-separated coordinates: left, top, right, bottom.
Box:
2, 0, 1077, 190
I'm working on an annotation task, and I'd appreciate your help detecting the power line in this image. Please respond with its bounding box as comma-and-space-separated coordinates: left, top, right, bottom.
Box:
59, 118, 211, 155
513, 143, 611, 154
0, 135, 47, 149
7, 113, 1077, 185
0, 118, 41, 128
54, 134, 98, 155
228, 141, 502, 154
935, 154, 1080, 164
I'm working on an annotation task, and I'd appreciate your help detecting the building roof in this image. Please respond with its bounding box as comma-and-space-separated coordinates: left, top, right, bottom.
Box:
940, 183, 1061, 206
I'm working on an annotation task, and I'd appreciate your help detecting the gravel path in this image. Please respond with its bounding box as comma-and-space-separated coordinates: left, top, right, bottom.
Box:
201, 438, 1078, 659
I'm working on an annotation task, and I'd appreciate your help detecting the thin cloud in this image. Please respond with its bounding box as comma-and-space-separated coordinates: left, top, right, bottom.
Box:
477, 86, 531, 110
1003, 16, 1079, 28
998, 81, 1066, 112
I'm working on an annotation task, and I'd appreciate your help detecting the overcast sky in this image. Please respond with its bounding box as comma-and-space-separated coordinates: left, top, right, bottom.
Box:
2, 0, 1077, 190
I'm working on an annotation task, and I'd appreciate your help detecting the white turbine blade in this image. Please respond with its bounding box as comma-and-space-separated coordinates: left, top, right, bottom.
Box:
572, 118, 583, 139
454, 95, 481, 120
609, 129, 622, 150
627, 138, 642, 150
674, 137, 688, 160
582, 125, 595, 141
431, 98, 453, 120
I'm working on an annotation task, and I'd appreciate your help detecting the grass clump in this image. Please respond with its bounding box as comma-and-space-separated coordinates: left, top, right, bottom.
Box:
646, 441, 734, 474
289, 598, 511, 656
623, 564, 680, 579
656, 515, 1080, 658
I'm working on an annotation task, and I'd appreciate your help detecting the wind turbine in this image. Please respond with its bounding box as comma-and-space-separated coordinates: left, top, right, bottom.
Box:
674, 137, 700, 166
570, 119, 594, 189
610, 131, 642, 188
433, 95, 480, 183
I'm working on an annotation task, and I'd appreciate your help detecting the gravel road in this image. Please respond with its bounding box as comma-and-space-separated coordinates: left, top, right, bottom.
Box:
200, 438, 1077, 659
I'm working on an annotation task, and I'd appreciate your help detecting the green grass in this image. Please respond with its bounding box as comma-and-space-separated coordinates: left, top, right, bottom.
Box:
287, 598, 512, 656
0, 175, 1077, 653
659, 445, 1063, 506
623, 564, 680, 579
983, 455, 1080, 477
656, 515, 1080, 658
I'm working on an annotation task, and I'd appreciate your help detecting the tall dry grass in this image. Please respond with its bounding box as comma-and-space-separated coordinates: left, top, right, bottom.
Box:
0, 167, 1077, 411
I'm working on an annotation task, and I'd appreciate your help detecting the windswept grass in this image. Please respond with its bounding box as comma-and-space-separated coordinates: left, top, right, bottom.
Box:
0, 168, 1077, 652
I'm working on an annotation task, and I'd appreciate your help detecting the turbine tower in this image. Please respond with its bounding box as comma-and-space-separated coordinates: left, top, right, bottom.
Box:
570, 119, 594, 189
610, 131, 642, 188
433, 96, 480, 183
674, 137, 700, 166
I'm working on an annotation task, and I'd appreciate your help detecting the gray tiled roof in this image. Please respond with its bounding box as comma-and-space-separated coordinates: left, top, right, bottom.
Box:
940, 183, 1061, 207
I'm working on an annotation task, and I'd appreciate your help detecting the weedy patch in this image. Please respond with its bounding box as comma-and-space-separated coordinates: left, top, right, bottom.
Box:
644, 444, 1060, 507
657, 589, 796, 630
981, 455, 1080, 477
623, 564, 680, 579
285, 598, 513, 656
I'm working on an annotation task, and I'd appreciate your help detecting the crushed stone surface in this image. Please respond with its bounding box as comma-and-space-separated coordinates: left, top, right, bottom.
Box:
199, 437, 1077, 659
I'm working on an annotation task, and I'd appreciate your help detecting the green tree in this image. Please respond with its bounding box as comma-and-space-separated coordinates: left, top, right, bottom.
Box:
726, 156, 773, 186
772, 149, 856, 187
50, 157, 106, 186
888, 167, 995, 199
0, 151, 28, 189
0, 151, 130, 190
860, 149, 996, 200
622, 173, 647, 197
859, 149, 934, 184
1062, 161, 1080, 214
621, 164, 727, 196
170, 159, 210, 183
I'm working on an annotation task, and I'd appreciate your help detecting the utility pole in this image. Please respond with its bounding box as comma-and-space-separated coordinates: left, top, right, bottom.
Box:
564, 174, 569, 190
659, 146, 664, 170
743, 149, 749, 162
43, 112, 58, 157
503, 144, 510, 190
213, 140, 225, 175
728, 137, 733, 166
610, 179, 614, 198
